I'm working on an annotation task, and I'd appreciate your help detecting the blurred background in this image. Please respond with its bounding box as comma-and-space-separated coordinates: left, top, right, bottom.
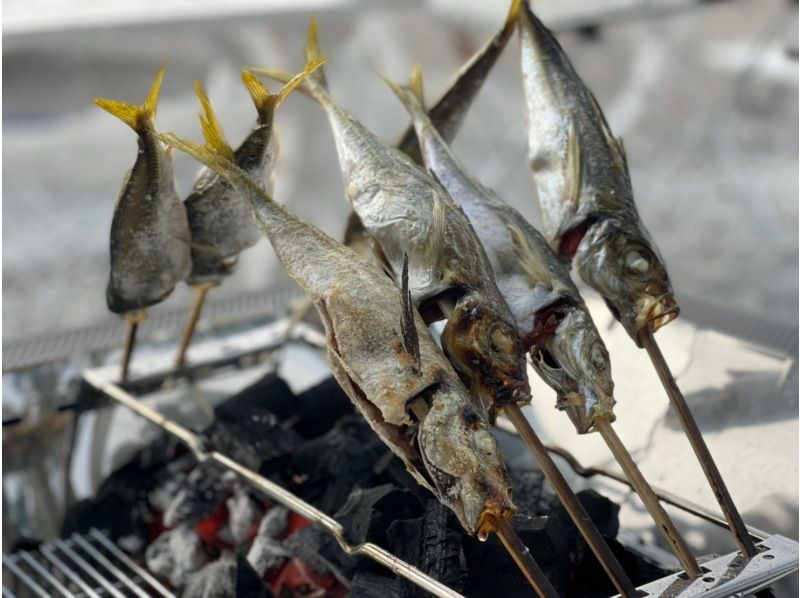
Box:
3, 0, 798, 593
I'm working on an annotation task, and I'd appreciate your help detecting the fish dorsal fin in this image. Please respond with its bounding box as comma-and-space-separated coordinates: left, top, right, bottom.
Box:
508, 223, 551, 287
399, 254, 422, 371
564, 116, 582, 205
194, 81, 235, 161
95, 66, 165, 132
428, 191, 446, 283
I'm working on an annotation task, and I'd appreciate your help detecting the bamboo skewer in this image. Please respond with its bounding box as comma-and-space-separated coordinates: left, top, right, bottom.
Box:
409, 398, 556, 597
594, 418, 701, 577
174, 282, 217, 368
119, 310, 147, 382
493, 515, 559, 598
503, 405, 638, 597
640, 329, 758, 558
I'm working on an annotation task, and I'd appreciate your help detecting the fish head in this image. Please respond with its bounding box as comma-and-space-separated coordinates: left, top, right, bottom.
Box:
575, 218, 679, 343
529, 307, 615, 433
417, 384, 515, 536
440, 294, 531, 414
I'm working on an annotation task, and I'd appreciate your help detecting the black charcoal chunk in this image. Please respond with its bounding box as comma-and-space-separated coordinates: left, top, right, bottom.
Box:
247, 507, 291, 577
293, 376, 355, 438
336, 485, 423, 546
387, 500, 466, 597
163, 462, 234, 528
349, 571, 402, 597
282, 524, 356, 583
509, 468, 552, 516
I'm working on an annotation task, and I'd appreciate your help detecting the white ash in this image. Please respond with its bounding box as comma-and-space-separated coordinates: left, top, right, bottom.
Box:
145, 524, 207, 588
181, 552, 237, 598
247, 506, 291, 577
227, 485, 264, 546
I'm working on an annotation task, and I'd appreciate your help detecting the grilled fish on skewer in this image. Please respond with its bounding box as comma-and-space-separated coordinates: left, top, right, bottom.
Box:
95, 68, 191, 379
174, 60, 324, 367
517, 0, 756, 559
254, 20, 530, 417
517, 2, 676, 342
158, 131, 515, 540
386, 67, 615, 434
387, 67, 701, 579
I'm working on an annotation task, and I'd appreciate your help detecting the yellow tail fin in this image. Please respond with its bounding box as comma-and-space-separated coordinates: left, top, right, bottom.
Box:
194, 81, 234, 161
502, 0, 522, 45
304, 18, 328, 89
241, 57, 325, 121
382, 65, 425, 112
95, 67, 165, 132
409, 64, 425, 109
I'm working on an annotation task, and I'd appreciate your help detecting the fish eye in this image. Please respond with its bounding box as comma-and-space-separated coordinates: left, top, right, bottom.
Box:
624, 248, 651, 275
590, 344, 608, 371
474, 430, 496, 456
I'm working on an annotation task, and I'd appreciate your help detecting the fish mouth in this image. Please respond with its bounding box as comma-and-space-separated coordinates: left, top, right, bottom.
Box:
638, 292, 680, 334
476, 501, 516, 541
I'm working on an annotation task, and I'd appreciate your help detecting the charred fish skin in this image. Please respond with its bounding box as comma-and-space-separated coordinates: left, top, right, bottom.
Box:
159, 124, 515, 535
518, 1, 679, 343
96, 68, 191, 315
254, 20, 531, 416
184, 63, 321, 285
518, 0, 634, 253
387, 70, 615, 433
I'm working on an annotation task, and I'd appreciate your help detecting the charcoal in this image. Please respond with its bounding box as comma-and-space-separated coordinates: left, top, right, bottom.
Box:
462, 514, 568, 597
282, 524, 357, 583
227, 485, 265, 546
293, 376, 355, 438
335, 485, 423, 546
509, 468, 552, 516
247, 507, 291, 577
146, 524, 207, 588
349, 571, 402, 597
549, 489, 620, 541
181, 553, 272, 598
208, 375, 303, 471
387, 500, 465, 597
163, 463, 235, 528
287, 415, 387, 513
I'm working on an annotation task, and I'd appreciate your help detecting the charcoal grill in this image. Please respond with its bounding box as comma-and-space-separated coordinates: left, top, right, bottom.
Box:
4, 297, 796, 598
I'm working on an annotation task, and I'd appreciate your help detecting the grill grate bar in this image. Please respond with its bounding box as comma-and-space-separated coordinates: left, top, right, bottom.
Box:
17, 551, 73, 597
1, 555, 50, 598
39, 546, 101, 598
88, 529, 174, 598
70, 534, 149, 598
2, 587, 16, 598
52, 539, 127, 598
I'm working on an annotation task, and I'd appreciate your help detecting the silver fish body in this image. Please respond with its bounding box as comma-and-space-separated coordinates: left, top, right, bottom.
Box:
161, 134, 515, 536
183, 125, 274, 284
391, 76, 615, 432
106, 128, 191, 314
518, 1, 678, 342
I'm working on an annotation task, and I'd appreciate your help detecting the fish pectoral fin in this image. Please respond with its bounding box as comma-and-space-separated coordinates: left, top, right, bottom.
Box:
564, 116, 582, 205
508, 223, 550, 285
427, 191, 447, 282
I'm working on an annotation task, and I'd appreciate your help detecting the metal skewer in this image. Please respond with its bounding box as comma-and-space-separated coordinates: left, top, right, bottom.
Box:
503, 404, 638, 597
408, 398, 556, 597
120, 309, 147, 382
640, 329, 758, 558
594, 417, 701, 577
175, 282, 217, 368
